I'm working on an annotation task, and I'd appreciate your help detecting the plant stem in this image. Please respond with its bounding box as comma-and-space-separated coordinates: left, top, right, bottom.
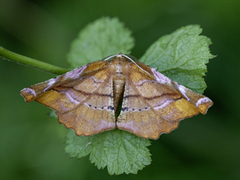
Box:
0, 46, 69, 75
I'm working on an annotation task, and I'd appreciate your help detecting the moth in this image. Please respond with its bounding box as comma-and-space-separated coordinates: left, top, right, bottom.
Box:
20, 53, 213, 139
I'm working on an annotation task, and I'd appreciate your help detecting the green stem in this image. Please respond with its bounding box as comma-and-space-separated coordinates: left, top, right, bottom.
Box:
0, 46, 69, 75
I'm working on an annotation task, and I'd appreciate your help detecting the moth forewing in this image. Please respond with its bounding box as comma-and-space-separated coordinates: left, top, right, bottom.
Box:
20, 53, 213, 139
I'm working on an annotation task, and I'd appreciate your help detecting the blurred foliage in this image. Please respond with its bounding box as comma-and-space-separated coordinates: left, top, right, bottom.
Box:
67, 17, 134, 68
0, 0, 240, 179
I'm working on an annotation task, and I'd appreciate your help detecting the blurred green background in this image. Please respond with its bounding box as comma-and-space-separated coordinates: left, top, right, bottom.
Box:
0, 0, 240, 179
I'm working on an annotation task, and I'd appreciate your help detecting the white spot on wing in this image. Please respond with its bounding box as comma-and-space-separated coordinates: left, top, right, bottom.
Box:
196, 97, 211, 107
22, 88, 36, 97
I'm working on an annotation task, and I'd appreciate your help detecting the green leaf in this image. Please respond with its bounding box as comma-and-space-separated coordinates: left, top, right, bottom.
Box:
65, 129, 151, 175
65, 17, 150, 175
67, 17, 134, 68
65, 130, 93, 158
140, 25, 215, 94
64, 21, 214, 175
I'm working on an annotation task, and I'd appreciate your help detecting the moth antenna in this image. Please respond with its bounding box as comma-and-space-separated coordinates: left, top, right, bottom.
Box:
103, 54, 117, 61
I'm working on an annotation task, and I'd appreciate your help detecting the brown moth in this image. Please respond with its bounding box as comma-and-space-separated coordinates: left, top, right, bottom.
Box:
20, 53, 213, 139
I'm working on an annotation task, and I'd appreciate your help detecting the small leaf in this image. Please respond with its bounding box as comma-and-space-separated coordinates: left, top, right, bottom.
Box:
65, 129, 151, 175
64, 20, 213, 175
65, 17, 151, 175
67, 17, 134, 68
65, 130, 93, 158
140, 25, 215, 94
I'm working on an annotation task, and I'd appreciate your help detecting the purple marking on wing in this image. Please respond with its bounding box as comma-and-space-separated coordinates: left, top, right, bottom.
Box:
134, 79, 153, 86
97, 118, 116, 129
59, 102, 70, 111
63, 65, 87, 79
44, 65, 88, 92
21, 88, 36, 97
117, 120, 135, 130
151, 68, 172, 84
176, 84, 190, 101
196, 97, 212, 107
44, 78, 57, 92
63, 91, 80, 105
164, 110, 175, 120
91, 75, 105, 83
65, 90, 85, 102
154, 99, 174, 110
